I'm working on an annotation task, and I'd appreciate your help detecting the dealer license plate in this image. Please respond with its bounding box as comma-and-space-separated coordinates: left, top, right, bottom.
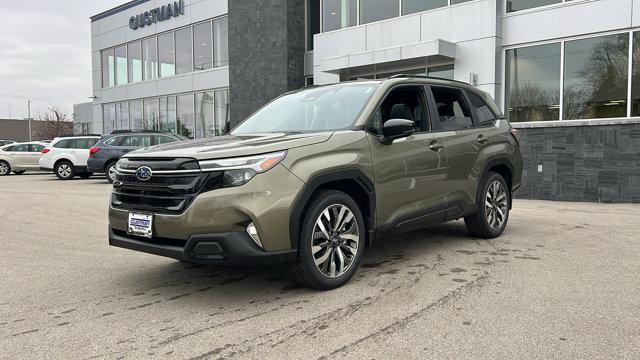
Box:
128, 212, 153, 238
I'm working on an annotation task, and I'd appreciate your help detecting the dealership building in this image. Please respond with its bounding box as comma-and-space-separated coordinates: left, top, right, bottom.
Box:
82, 0, 640, 202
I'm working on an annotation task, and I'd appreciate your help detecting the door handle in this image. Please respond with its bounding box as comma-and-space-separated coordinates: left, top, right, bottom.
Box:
477, 135, 488, 144
429, 141, 444, 151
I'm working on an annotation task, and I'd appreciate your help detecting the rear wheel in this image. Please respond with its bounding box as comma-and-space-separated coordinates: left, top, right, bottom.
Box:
464, 172, 510, 239
13, 170, 26, 175
0, 161, 11, 176
105, 162, 117, 183
55, 161, 75, 180
287, 190, 365, 290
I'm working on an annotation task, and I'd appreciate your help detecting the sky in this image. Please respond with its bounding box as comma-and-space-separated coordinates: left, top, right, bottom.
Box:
0, 0, 124, 120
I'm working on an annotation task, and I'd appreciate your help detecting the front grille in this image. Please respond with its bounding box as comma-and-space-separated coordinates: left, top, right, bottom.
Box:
111, 158, 223, 214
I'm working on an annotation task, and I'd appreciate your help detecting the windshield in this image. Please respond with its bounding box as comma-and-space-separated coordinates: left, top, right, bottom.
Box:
231, 83, 378, 134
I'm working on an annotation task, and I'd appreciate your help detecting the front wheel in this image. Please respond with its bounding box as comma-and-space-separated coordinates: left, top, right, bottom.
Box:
0, 161, 11, 176
105, 162, 117, 183
55, 161, 75, 180
464, 172, 510, 239
287, 190, 365, 290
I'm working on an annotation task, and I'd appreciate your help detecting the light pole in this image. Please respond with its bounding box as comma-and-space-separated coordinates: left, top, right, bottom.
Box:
27, 100, 32, 141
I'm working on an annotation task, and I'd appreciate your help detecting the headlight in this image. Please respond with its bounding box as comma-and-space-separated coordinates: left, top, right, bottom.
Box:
199, 151, 287, 187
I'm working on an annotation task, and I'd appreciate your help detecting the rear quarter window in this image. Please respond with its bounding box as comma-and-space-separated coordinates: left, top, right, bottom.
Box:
467, 91, 497, 126
53, 139, 71, 148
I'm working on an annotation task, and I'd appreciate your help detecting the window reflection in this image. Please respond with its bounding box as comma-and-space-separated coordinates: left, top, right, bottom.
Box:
505, 43, 561, 122
127, 41, 142, 83
115, 45, 127, 86
142, 38, 158, 81
213, 17, 229, 67
322, 0, 356, 32
360, 0, 398, 24
563, 34, 628, 120
175, 27, 192, 74
158, 32, 175, 78
177, 94, 195, 138
196, 91, 214, 138
160, 97, 177, 133
194, 22, 213, 70
402, 0, 447, 15
214, 89, 230, 136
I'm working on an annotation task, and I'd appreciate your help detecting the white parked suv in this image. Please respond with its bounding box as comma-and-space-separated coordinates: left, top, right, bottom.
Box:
39, 135, 101, 180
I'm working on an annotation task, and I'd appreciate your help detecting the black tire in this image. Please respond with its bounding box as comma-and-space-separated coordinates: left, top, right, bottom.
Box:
105, 161, 117, 183
13, 170, 26, 175
287, 190, 366, 290
55, 160, 75, 180
79, 172, 93, 179
0, 160, 11, 176
464, 172, 510, 239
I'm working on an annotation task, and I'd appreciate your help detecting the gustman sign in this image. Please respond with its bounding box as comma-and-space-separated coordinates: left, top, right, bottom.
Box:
129, 0, 185, 30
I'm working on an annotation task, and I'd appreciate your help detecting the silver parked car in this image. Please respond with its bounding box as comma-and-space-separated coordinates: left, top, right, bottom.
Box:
0, 142, 48, 175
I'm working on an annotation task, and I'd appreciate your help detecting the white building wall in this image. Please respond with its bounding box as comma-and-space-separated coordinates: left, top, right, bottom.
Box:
90, 0, 229, 131
313, 0, 502, 97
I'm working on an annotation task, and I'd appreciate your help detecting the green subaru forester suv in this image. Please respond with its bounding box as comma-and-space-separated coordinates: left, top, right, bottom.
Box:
109, 76, 523, 289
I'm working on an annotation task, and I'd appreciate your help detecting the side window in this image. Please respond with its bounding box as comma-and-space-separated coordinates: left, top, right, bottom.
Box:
104, 136, 120, 146
54, 139, 71, 148
367, 86, 428, 136
155, 135, 177, 145
121, 135, 152, 147
431, 87, 474, 131
75, 138, 98, 149
467, 91, 496, 126
31, 144, 45, 152
4, 145, 15, 151
15, 144, 31, 152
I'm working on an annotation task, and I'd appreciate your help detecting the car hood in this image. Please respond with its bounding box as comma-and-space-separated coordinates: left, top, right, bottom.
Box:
124, 132, 333, 160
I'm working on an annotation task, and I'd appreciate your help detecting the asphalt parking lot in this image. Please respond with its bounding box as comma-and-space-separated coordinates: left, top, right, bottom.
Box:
1, 173, 639, 359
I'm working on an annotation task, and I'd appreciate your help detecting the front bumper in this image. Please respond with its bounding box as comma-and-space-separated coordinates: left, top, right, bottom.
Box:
108, 164, 305, 251
108, 227, 296, 266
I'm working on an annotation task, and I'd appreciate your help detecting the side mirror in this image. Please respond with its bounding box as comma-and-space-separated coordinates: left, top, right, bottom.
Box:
380, 119, 416, 145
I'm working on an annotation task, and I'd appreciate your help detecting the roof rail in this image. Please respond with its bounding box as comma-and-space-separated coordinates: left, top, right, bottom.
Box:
109, 129, 168, 134
56, 134, 102, 138
387, 74, 470, 86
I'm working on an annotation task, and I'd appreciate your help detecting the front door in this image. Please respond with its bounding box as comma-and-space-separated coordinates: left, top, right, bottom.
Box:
367, 85, 448, 233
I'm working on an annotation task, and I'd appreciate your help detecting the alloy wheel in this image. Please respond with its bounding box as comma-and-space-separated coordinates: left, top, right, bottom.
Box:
311, 204, 360, 278
0, 162, 8, 175
485, 180, 508, 230
58, 164, 72, 178
108, 165, 117, 182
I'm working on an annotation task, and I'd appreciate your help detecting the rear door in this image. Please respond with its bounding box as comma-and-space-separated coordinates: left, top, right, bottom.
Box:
28, 143, 46, 167
67, 137, 99, 166
427, 86, 484, 219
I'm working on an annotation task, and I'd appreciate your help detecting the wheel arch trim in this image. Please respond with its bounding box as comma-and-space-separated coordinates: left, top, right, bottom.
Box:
288, 168, 376, 249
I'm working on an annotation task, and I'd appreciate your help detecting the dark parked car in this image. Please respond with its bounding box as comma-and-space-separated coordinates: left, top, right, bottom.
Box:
88, 130, 187, 182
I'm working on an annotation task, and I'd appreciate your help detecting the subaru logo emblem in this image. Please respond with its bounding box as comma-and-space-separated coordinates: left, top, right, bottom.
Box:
135, 166, 152, 181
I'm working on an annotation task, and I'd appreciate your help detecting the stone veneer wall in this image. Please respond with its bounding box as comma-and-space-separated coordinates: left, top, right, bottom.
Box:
514, 122, 640, 203
227, 0, 305, 127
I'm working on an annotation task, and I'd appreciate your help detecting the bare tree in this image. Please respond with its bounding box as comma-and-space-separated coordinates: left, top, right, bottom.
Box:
34, 106, 74, 140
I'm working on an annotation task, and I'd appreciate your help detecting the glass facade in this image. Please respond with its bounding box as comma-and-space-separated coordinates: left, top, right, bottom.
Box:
213, 17, 229, 67
506, 0, 561, 13
102, 89, 229, 138
114, 45, 127, 86
193, 22, 212, 71
127, 41, 142, 83
563, 34, 629, 120
322, 0, 357, 32
322, 0, 473, 31
142, 37, 158, 81
175, 27, 192, 74
360, 0, 398, 25
306, 0, 321, 50
158, 32, 175, 78
505, 43, 561, 122
506, 31, 640, 122
101, 16, 228, 88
